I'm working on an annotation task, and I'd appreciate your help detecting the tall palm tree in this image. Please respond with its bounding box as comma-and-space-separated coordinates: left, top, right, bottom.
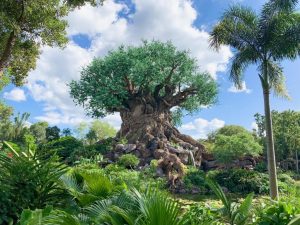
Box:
210, 0, 300, 199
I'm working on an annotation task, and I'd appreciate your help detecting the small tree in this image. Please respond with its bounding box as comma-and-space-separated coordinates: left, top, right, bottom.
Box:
70, 41, 217, 161
212, 126, 262, 165
46, 126, 60, 142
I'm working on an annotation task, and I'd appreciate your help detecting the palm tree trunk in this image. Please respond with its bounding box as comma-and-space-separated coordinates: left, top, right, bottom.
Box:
296, 149, 299, 174
263, 87, 279, 200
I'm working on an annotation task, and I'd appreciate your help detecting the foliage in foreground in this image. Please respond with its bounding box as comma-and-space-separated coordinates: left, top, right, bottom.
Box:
0, 142, 68, 224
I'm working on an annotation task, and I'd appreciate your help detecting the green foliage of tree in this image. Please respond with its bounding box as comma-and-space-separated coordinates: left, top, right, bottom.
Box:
61, 128, 72, 137
212, 125, 262, 164
215, 125, 248, 137
254, 110, 300, 172
46, 126, 61, 142
74, 122, 88, 140
0, 101, 13, 141
29, 121, 48, 144
210, 0, 300, 199
70, 41, 217, 118
40, 136, 83, 160
0, 0, 103, 86
86, 120, 117, 144
213, 133, 262, 164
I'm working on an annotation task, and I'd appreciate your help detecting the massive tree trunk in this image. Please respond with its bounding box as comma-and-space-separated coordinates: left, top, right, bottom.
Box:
116, 101, 204, 169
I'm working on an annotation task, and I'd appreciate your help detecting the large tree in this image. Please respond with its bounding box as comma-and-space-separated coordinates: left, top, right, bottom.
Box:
210, 0, 300, 199
70, 41, 217, 164
0, 0, 103, 86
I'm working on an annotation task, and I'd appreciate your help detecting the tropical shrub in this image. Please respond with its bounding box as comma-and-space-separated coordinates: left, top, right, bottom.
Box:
212, 133, 262, 164
68, 145, 105, 165
94, 137, 115, 154
254, 201, 300, 225
39, 136, 83, 160
0, 146, 67, 224
117, 154, 140, 169
183, 167, 207, 192
61, 168, 126, 207
206, 179, 254, 225
182, 203, 221, 225
212, 169, 269, 194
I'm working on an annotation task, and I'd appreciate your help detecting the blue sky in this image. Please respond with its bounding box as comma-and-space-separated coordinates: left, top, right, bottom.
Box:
1, 0, 300, 139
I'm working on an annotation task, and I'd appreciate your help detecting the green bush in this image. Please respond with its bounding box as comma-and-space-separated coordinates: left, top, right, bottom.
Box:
181, 203, 220, 225
39, 136, 83, 160
68, 145, 100, 164
117, 154, 140, 168
0, 150, 67, 224
254, 201, 300, 225
212, 169, 269, 194
94, 137, 115, 154
183, 167, 207, 191
212, 133, 262, 164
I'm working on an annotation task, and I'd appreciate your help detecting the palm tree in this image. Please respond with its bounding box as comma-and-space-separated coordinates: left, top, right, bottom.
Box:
210, 0, 300, 199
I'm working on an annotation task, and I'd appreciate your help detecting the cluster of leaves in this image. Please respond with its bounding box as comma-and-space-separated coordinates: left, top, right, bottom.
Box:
211, 169, 270, 194
254, 110, 300, 163
70, 41, 218, 118
0, 0, 103, 86
183, 167, 207, 192
0, 143, 68, 224
117, 154, 140, 169
206, 125, 263, 164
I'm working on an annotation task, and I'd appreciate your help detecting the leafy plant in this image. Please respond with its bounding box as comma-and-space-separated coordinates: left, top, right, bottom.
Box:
61, 168, 123, 207
118, 154, 140, 169
212, 169, 269, 194
206, 179, 254, 225
19, 206, 53, 225
212, 133, 262, 164
183, 167, 207, 191
0, 142, 68, 224
181, 203, 221, 225
255, 201, 300, 225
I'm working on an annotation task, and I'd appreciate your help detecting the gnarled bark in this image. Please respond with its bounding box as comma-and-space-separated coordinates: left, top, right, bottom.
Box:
116, 101, 205, 171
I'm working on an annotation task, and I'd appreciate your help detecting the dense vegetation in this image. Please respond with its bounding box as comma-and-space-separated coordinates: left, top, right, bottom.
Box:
0, 0, 300, 224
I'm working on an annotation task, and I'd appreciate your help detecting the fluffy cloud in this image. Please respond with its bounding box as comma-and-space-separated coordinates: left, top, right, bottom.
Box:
228, 81, 252, 94
3, 88, 26, 102
25, 0, 232, 128
179, 117, 225, 139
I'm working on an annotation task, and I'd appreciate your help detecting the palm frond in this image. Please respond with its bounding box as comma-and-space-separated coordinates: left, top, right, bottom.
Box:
264, 60, 290, 98
288, 215, 300, 225
230, 47, 259, 88
42, 210, 82, 225
267, 12, 300, 60
210, 5, 259, 52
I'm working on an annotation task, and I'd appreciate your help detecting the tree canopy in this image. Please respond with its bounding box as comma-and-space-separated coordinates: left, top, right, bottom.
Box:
254, 110, 300, 161
212, 125, 262, 164
0, 0, 103, 86
70, 41, 218, 118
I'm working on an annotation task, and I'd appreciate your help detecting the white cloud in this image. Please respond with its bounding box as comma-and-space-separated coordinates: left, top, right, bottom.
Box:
3, 88, 27, 102
179, 117, 225, 139
25, 0, 232, 128
228, 81, 252, 94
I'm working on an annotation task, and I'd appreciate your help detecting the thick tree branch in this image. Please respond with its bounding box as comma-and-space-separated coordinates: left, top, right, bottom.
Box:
168, 86, 198, 106
154, 62, 179, 98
